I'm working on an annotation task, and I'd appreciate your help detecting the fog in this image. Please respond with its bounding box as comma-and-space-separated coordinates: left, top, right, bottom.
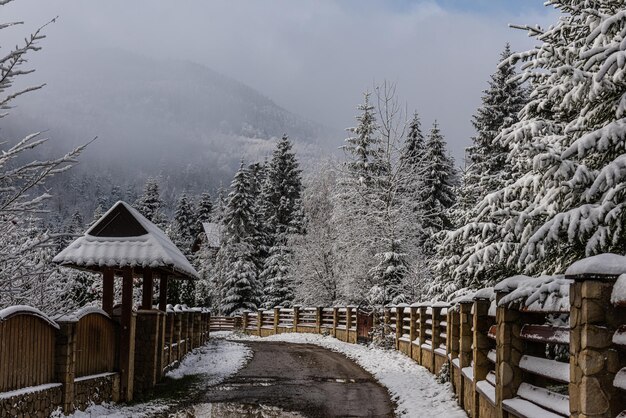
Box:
4, 0, 557, 164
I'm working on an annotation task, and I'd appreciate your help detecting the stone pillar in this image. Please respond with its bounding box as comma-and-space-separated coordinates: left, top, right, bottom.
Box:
346, 306, 353, 341
293, 306, 300, 332
164, 312, 174, 369
274, 307, 280, 333
495, 298, 523, 417
448, 309, 459, 362
418, 306, 428, 365
193, 312, 202, 348
133, 310, 162, 396
395, 306, 404, 350
472, 298, 491, 418
383, 307, 391, 337
55, 320, 77, 414
409, 306, 418, 358
458, 301, 473, 408
173, 312, 182, 361
332, 307, 339, 338
242, 311, 249, 330
432, 306, 442, 365
568, 274, 626, 418
316, 307, 323, 334
155, 309, 166, 381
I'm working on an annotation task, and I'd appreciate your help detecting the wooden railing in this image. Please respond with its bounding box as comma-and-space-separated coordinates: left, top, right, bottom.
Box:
241, 254, 626, 418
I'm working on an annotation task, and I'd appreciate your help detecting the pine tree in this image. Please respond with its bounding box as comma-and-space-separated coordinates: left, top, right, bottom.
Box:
261, 242, 295, 308
196, 192, 213, 224
136, 178, 166, 227
217, 162, 262, 315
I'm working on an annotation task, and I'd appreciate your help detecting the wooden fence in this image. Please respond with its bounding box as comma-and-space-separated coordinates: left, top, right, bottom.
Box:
241, 254, 626, 418
0, 304, 211, 417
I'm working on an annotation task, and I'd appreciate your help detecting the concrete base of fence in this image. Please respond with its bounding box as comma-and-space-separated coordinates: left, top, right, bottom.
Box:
434, 350, 447, 375
295, 325, 317, 334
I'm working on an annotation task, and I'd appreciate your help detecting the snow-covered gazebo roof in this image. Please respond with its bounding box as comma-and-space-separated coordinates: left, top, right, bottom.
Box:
53, 201, 199, 280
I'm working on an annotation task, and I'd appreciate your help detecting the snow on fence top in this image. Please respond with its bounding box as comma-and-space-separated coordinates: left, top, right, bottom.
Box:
612, 274, 626, 306
56, 306, 111, 322
565, 253, 626, 278
497, 275, 571, 313
53, 201, 199, 280
0, 305, 59, 329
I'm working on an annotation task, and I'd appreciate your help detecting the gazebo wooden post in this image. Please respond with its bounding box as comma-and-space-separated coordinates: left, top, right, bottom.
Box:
141, 268, 154, 310
119, 268, 136, 401
158, 273, 168, 312
102, 268, 114, 315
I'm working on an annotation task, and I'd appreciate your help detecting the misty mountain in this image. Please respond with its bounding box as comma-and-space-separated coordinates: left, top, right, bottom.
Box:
2, 48, 336, 219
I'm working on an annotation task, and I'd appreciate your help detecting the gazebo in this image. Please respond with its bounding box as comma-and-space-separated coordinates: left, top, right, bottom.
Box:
53, 200, 199, 400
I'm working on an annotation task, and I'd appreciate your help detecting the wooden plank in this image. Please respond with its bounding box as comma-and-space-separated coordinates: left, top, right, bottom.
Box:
520, 325, 569, 345
519, 355, 569, 383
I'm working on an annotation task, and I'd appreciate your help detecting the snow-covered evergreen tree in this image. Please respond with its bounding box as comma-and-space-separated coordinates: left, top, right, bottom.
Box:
168, 193, 197, 305
216, 162, 262, 315
136, 178, 166, 227
258, 136, 303, 307
420, 122, 457, 235
461, 43, 527, 211
435, 1, 626, 298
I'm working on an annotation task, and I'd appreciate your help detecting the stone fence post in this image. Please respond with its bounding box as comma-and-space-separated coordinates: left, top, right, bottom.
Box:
293, 306, 300, 332
274, 307, 280, 333
472, 298, 491, 418
242, 311, 249, 330
409, 305, 418, 359
257, 309, 263, 335
494, 292, 523, 417
567, 270, 626, 418
55, 320, 77, 414
457, 301, 473, 410
316, 307, 323, 334
395, 305, 404, 350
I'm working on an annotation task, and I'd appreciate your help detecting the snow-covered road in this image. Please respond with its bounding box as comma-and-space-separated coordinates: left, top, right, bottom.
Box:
231, 332, 466, 417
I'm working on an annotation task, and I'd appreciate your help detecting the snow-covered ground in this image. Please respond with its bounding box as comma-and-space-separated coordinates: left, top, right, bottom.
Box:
231, 332, 466, 417
57, 338, 251, 418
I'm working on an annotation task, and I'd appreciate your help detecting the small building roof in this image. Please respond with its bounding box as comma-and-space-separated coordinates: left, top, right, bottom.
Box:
53, 201, 199, 280
202, 222, 223, 248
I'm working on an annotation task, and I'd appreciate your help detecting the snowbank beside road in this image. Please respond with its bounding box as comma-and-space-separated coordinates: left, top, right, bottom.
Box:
232, 332, 466, 417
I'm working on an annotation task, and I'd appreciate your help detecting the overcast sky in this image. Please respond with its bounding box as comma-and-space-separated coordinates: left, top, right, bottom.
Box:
4, 0, 557, 163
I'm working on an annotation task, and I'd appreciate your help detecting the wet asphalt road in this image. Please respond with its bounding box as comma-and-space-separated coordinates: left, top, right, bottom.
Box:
197, 341, 395, 417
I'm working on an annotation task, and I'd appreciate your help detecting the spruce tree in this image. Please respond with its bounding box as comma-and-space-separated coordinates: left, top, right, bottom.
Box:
259, 136, 303, 307
420, 122, 457, 234
462, 43, 527, 210
217, 162, 262, 315
136, 178, 166, 227
170, 193, 197, 305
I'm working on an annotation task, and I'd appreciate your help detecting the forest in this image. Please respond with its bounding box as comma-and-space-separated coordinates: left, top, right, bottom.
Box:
3, 1, 626, 318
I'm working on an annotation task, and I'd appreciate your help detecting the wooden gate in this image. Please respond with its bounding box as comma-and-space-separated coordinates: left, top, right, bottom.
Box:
356, 309, 373, 343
